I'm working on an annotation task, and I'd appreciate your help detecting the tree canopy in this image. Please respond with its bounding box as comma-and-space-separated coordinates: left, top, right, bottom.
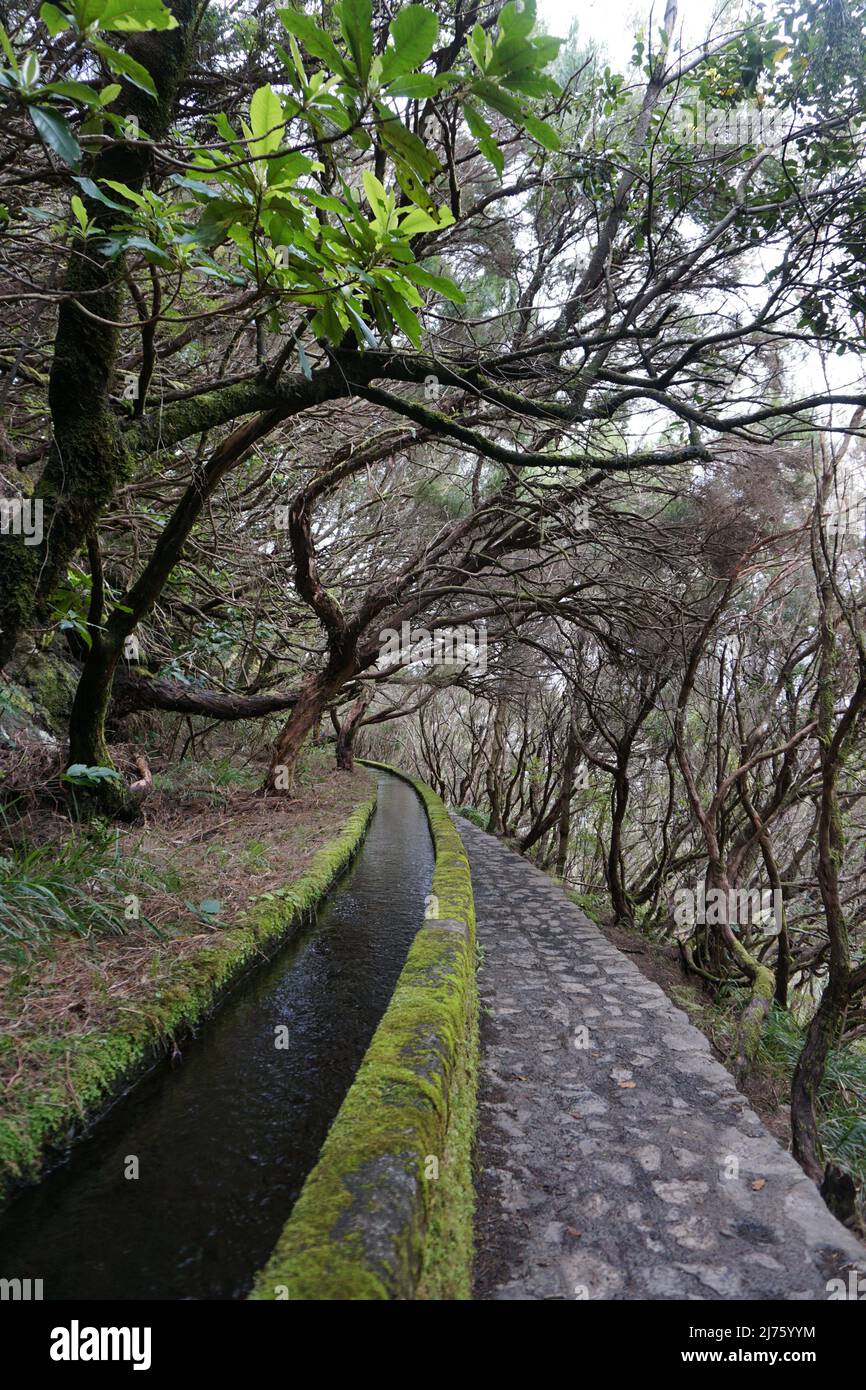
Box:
2, 0, 866, 1208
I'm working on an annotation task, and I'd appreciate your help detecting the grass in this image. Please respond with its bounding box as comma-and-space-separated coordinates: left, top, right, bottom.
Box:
0, 820, 160, 964
758, 1008, 866, 1202
0, 772, 379, 1202
0, 746, 368, 962
455, 803, 488, 829
568, 889, 606, 922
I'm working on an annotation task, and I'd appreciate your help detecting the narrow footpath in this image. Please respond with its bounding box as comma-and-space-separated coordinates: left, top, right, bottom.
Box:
456, 817, 866, 1301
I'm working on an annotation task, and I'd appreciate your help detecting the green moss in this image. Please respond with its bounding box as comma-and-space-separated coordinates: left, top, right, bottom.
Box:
248, 762, 478, 1302
416, 981, 478, 1300
23, 651, 79, 731
0, 784, 377, 1206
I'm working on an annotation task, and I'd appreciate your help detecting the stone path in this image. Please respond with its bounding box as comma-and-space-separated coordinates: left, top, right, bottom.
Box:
456, 817, 866, 1301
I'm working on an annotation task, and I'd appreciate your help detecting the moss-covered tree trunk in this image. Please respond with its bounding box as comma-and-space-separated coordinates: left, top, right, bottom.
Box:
554, 717, 579, 879
0, 1, 200, 669
485, 697, 508, 835
266, 661, 358, 791
67, 404, 287, 815
607, 754, 633, 924
791, 535, 858, 1182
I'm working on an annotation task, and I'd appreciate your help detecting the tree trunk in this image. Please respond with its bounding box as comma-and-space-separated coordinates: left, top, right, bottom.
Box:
607, 755, 633, 923
791, 976, 848, 1182
265, 676, 329, 792
485, 698, 508, 834
67, 621, 139, 817
0, 3, 199, 668
335, 688, 373, 772
790, 504, 863, 1183
67, 408, 289, 814
555, 717, 579, 878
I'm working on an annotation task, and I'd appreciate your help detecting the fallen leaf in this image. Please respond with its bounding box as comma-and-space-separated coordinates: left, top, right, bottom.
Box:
751, 1178, 766, 1191
565, 1226, 582, 1238
618, 1080, 637, 1089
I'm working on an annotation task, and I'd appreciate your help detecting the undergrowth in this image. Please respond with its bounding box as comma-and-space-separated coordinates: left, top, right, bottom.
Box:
455, 804, 488, 829
0, 819, 160, 963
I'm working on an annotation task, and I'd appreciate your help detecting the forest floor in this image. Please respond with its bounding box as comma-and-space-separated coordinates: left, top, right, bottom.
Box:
0, 747, 373, 1118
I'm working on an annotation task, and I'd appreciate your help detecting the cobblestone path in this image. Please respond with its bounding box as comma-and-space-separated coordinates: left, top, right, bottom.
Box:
456, 817, 866, 1301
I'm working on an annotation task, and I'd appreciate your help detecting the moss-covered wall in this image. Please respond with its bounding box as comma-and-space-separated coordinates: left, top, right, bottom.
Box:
248, 763, 478, 1302
0, 787, 378, 1206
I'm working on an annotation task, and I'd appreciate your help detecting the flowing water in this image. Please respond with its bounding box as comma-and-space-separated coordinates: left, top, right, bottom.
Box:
0, 771, 433, 1300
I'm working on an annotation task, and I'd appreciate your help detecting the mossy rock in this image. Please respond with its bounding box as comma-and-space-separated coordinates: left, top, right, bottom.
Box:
4, 648, 78, 738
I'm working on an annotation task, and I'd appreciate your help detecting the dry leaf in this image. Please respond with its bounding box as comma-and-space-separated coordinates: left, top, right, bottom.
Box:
751, 1178, 766, 1191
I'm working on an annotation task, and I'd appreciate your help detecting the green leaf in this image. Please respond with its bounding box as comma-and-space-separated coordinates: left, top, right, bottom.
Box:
464, 100, 492, 138
40, 2, 70, 35
498, 0, 537, 42
500, 71, 556, 97
213, 111, 241, 146
375, 106, 440, 180
362, 169, 392, 228
0, 23, 18, 69
378, 279, 422, 346
63, 763, 123, 784
399, 202, 454, 236
73, 174, 127, 209
278, 7, 349, 77
120, 234, 172, 265
70, 193, 88, 230
473, 77, 523, 122
345, 302, 379, 348
249, 83, 284, 155
21, 52, 42, 89
91, 39, 157, 97
385, 73, 440, 99
42, 78, 103, 104
297, 338, 312, 380
403, 263, 466, 303
381, 5, 439, 83
199, 898, 221, 915
530, 34, 565, 69
267, 150, 314, 186
394, 163, 436, 213
521, 111, 560, 150
467, 23, 490, 73
97, 0, 178, 32
339, 0, 373, 82
28, 105, 80, 166
101, 177, 148, 206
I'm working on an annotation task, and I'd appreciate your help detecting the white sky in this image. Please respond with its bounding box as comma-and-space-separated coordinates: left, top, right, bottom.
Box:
538, 0, 748, 69
535, 0, 866, 438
